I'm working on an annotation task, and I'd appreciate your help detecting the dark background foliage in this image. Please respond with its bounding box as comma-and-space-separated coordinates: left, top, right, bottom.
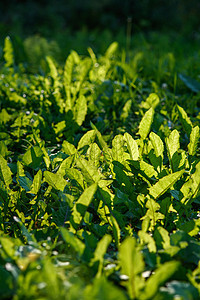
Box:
0, 0, 200, 38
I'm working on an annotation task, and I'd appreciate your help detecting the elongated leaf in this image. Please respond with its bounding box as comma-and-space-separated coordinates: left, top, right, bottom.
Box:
181, 161, 200, 204
72, 183, 97, 226
105, 42, 118, 58
76, 157, 102, 184
119, 237, 145, 299
179, 73, 200, 93
140, 261, 180, 300
64, 168, 84, 189
44, 171, 67, 191
138, 107, 154, 139
130, 160, 158, 180
88, 143, 101, 167
90, 234, 112, 277
112, 134, 126, 163
149, 169, 184, 200
110, 215, 121, 247
124, 132, 139, 160
61, 227, 85, 256
91, 123, 112, 161
0, 155, 12, 188
4, 36, 14, 67
29, 169, 42, 195
188, 126, 199, 156
77, 130, 96, 150
166, 129, 180, 171
46, 56, 58, 80
177, 105, 192, 137
149, 132, 164, 159
74, 95, 87, 126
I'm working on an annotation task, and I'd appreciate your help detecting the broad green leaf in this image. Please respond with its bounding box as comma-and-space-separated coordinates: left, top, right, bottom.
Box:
149, 132, 164, 172
149, 132, 164, 159
76, 157, 102, 184
140, 261, 180, 300
44, 171, 67, 191
77, 130, 96, 150
166, 129, 180, 172
61, 227, 85, 256
29, 169, 42, 195
90, 234, 112, 277
141, 93, 160, 109
72, 183, 97, 226
62, 140, 76, 155
0, 155, 12, 188
130, 160, 158, 180
138, 230, 156, 252
74, 95, 87, 126
112, 134, 126, 163
85, 277, 127, 300
0, 109, 11, 124
143, 198, 164, 230
22, 146, 43, 169
138, 107, 154, 139
4, 36, 14, 67
124, 132, 139, 160
19, 176, 32, 192
119, 237, 145, 299
149, 169, 184, 200
177, 105, 193, 137
64, 168, 84, 189
154, 226, 170, 249
188, 126, 199, 156
88, 143, 101, 167
0, 141, 8, 157
180, 161, 200, 204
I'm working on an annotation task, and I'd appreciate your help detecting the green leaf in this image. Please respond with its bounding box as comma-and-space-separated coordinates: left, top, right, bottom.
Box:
110, 215, 121, 247
77, 130, 96, 150
29, 169, 42, 195
188, 126, 199, 156
119, 237, 145, 299
90, 234, 112, 277
19, 176, 32, 192
46, 56, 58, 79
177, 105, 193, 137
76, 157, 102, 184
0, 155, 12, 188
105, 42, 118, 58
61, 227, 85, 256
64, 52, 74, 111
138, 107, 154, 140
62, 140, 76, 155
180, 161, 200, 204
3, 36, 14, 67
179, 73, 200, 93
166, 130, 180, 172
124, 132, 139, 160
72, 183, 97, 227
140, 261, 180, 300
22, 146, 43, 169
74, 95, 87, 126
91, 123, 112, 162
44, 171, 67, 191
112, 135, 126, 163
88, 143, 101, 167
149, 170, 184, 200
149, 132, 164, 172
